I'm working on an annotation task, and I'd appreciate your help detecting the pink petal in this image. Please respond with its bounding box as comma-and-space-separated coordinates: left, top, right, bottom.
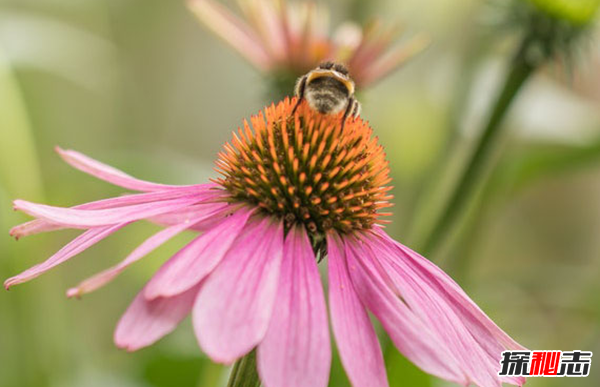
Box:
68, 205, 237, 298
145, 206, 254, 300
326, 232, 388, 387
56, 147, 201, 192
114, 284, 199, 351
238, 0, 286, 62
67, 224, 190, 298
10, 147, 221, 239
192, 216, 284, 364
187, 0, 272, 70
10, 219, 62, 239
13, 196, 201, 228
343, 236, 468, 385
11, 189, 227, 238
296, 2, 319, 69
378, 229, 524, 349
359, 35, 430, 86
278, 0, 293, 62
258, 226, 331, 387
4, 223, 127, 289
148, 201, 229, 229
358, 234, 505, 387
372, 229, 526, 386
56, 188, 217, 212
347, 23, 398, 87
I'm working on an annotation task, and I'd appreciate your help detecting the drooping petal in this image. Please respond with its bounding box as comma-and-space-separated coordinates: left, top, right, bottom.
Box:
68, 205, 238, 298
370, 229, 526, 386
258, 226, 331, 387
145, 206, 254, 300
187, 0, 272, 70
9, 188, 224, 238
193, 216, 284, 364
13, 196, 201, 228
67, 223, 193, 298
148, 201, 229, 229
10, 219, 62, 240
114, 284, 199, 351
326, 232, 389, 387
51, 188, 215, 212
56, 147, 203, 192
344, 235, 468, 385
4, 223, 128, 289
376, 228, 524, 350
356, 235, 503, 387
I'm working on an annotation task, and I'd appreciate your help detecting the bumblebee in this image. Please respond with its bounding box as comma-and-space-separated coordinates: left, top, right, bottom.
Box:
292, 61, 361, 127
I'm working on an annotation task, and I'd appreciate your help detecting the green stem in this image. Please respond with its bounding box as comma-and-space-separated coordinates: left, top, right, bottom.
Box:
420, 39, 535, 256
226, 350, 261, 387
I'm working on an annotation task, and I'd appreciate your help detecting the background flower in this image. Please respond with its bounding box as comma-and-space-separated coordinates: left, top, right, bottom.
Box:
187, 0, 429, 96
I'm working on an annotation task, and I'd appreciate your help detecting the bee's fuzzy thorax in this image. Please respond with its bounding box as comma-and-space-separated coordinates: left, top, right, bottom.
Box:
215, 97, 393, 235
305, 90, 348, 115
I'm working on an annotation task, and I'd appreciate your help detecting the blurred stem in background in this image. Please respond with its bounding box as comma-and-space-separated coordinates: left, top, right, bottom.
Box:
227, 350, 261, 387
421, 35, 535, 256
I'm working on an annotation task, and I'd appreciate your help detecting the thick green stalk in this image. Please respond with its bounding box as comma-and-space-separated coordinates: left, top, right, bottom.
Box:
420, 40, 535, 256
226, 350, 261, 387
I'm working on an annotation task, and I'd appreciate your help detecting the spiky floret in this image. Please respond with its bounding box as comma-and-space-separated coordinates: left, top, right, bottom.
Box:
215, 97, 393, 235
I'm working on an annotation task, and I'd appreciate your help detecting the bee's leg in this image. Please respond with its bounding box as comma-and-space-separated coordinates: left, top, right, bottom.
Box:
340, 97, 359, 131
351, 99, 361, 118
292, 75, 307, 115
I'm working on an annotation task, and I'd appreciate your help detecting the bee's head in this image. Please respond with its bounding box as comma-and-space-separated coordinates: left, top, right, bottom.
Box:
309, 62, 354, 93
317, 61, 350, 75
301, 62, 355, 115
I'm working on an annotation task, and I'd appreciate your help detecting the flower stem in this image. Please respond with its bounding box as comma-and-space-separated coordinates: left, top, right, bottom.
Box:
420, 37, 536, 256
226, 350, 261, 387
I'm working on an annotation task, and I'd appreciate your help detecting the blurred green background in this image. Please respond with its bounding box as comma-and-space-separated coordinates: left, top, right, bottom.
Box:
1, 0, 599, 386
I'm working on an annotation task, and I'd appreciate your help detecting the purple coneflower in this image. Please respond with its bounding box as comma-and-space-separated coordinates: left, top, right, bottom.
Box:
188, 0, 429, 87
7, 98, 525, 387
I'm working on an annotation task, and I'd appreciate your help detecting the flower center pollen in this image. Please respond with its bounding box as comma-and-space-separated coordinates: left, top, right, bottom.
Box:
215, 98, 393, 235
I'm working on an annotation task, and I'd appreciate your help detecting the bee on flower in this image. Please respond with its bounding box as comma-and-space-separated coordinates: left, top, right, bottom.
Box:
7, 85, 526, 387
